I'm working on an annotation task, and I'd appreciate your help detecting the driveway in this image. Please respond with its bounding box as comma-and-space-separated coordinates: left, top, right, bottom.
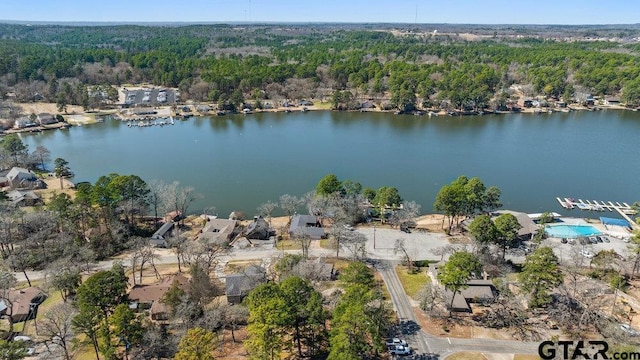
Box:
377, 259, 540, 358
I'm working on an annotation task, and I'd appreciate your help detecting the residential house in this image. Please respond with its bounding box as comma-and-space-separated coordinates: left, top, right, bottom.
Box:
585, 95, 595, 106
604, 96, 621, 106
7, 167, 44, 189
196, 105, 212, 113
37, 113, 57, 125
150, 221, 175, 247
518, 98, 534, 108
13, 117, 37, 129
128, 274, 189, 320
360, 101, 376, 109
225, 265, 267, 304
291, 257, 335, 282
199, 218, 237, 245
6, 190, 41, 207
244, 216, 271, 240
289, 214, 325, 240
0, 287, 48, 323
428, 263, 497, 313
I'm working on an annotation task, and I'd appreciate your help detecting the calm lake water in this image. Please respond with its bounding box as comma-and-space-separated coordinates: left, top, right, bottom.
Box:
23, 110, 640, 218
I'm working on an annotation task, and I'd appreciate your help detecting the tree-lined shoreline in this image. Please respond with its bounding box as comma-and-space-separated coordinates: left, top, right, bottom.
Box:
2, 23, 640, 128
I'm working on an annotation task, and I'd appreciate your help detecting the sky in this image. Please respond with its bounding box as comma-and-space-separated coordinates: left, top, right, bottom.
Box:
1, 0, 639, 25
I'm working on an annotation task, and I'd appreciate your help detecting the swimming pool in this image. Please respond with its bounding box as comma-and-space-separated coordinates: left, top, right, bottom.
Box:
545, 224, 602, 238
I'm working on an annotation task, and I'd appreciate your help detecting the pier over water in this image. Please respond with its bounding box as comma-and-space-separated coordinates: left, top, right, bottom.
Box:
557, 197, 638, 230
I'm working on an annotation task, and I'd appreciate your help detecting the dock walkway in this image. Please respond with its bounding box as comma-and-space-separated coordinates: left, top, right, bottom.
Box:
557, 197, 638, 230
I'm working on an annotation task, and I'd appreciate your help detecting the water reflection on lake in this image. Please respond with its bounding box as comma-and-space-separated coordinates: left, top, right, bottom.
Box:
23, 110, 640, 217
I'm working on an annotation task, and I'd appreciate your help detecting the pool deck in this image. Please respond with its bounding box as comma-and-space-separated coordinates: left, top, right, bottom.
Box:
546, 217, 633, 241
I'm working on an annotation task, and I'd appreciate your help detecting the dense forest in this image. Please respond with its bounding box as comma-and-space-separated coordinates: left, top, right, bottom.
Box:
1, 23, 640, 114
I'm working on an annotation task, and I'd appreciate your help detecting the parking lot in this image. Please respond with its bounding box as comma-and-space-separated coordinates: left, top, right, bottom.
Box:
123, 88, 177, 106
544, 233, 632, 266
356, 226, 452, 261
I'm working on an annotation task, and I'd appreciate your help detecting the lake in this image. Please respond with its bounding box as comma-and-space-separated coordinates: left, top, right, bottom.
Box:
22, 110, 640, 218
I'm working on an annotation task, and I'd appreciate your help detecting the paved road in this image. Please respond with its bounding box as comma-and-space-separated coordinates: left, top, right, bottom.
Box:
377, 259, 539, 358
12, 225, 541, 357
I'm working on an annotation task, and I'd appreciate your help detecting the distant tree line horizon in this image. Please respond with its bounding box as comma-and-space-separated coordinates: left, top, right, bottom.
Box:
1, 23, 640, 119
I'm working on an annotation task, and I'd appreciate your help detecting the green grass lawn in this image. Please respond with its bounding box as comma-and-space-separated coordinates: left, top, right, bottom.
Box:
319, 239, 336, 249
395, 265, 430, 300
275, 239, 302, 250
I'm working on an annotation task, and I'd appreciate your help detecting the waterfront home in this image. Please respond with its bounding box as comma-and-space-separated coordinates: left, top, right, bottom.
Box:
244, 216, 271, 240
7, 167, 44, 190
360, 101, 376, 109
37, 113, 57, 125
150, 221, 175, 247
289, 214, 325, 239
13, 117, 37, 129
518, 98, 534, 108
199, 218, 238, 244
604, 96, 621, 106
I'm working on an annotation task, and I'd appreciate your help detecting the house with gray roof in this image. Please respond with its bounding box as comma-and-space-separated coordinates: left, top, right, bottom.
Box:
7, 167, 43, 189
199, 218, 238, 245
492, 210, 539, 240
6, 190, 41, 207
150, 221, 175, 247
428, 263, 497, 313
37, 113, 57, 125
13, 117, 37, 129
289, 214, 325, 239
225, 265, 266, 304
244, 216, 271, 240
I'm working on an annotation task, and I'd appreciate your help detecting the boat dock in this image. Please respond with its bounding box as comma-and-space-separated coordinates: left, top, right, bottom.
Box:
557, 197, 638, 229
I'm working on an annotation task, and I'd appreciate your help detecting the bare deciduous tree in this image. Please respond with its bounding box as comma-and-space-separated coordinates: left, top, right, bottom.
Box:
279, 194, 303, 224
166, 235, 188, 273
430, 244, 461, 262
257, 201, 277, 227
292, 228, 312, 260
393, 238, 415, 273
130, 237, 160, 285
342, 231, 367, 261
162, 181, 201, 226
39, 303, 76, 360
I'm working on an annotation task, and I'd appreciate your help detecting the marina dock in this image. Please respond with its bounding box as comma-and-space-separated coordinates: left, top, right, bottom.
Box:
557, 197, 639, 230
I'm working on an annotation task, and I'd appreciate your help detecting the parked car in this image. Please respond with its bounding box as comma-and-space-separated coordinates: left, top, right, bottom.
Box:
602, 236, 610, 243
343, 224, 355, 231
588, 236, 598, 244
385, 338, 407, 347
13, 336, 35, 355
388, 345, 411, 355
620, 324, 639, 336
561, 238, 567, 244
581, 249, 594, 258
